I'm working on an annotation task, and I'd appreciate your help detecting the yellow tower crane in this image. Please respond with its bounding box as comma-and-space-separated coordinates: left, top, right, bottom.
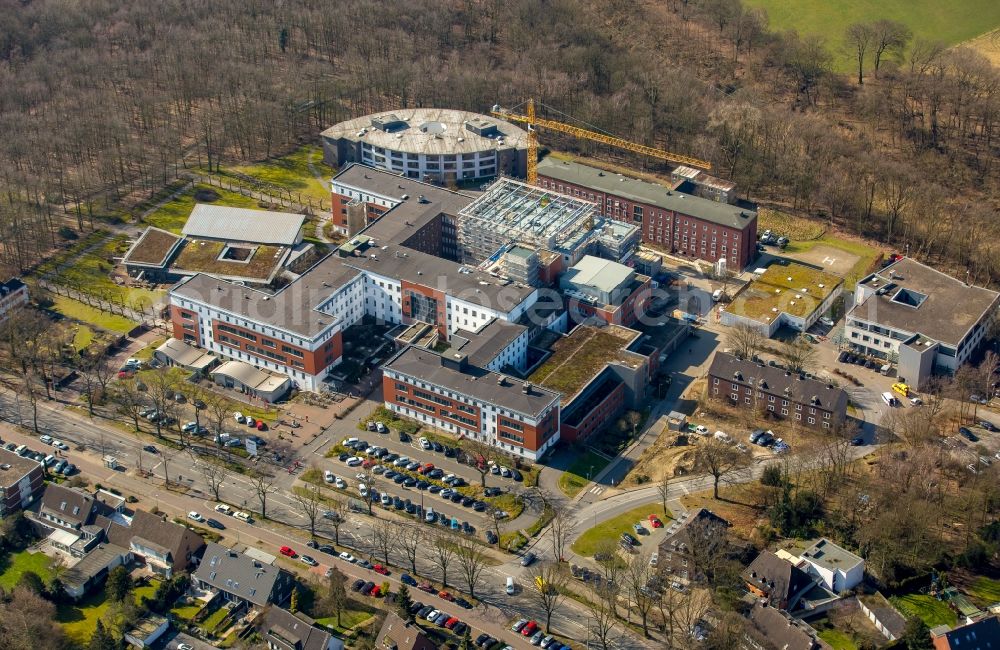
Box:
491, 98, 712, 185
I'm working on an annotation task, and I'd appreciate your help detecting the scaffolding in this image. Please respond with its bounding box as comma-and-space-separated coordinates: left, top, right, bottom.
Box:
457, 177, 597, 264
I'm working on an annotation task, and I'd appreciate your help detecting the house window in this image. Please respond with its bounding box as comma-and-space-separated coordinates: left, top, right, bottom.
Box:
796, 413, 802, 420
745, 397, 751, 404
730, 393, 738, 401
781, 408, 788, 415
808, 417, 815, 424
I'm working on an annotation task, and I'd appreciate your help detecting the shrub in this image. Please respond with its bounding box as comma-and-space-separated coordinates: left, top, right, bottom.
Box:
58, 226, 79, 240
760, 464, 784, 487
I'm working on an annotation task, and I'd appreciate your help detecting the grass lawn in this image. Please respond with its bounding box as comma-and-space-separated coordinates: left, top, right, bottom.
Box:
134, 337, 167, 361
571, 503, 671, 557
758, 208, 826, 241
225, 145, 334, 204
743, 0, 1000, 72
890, 593, 957, 628
558, 449, 611, 497
968, 576, 1000, 606
817, 628, 859, 650
72, 325, 95, 351
58, 581, 158, 646
0, 550, 56, 590
51, 295, 138, 333
316, 604, 376, 635
170, 601, 204, 621
143, 183, 261, 233
199, 603, 231, 634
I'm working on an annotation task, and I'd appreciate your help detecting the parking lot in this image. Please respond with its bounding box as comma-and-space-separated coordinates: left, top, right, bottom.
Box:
316, 427, 532, 538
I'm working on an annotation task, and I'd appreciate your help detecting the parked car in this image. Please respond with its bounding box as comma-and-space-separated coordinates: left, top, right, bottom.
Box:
214, 504, 233, 517
206, 518, 226, 530
401, 573, 417, 586
279, 546, 297, 558
338, 552, 356, 563
300, 555, 318, 566
959, 427, 979, 442
621, 532, 638, 546
187, 511, 204, 522
648, 514, 663, 528
979, 420, 997, 432
520, 552, 537, 567
521, 621, 538, 636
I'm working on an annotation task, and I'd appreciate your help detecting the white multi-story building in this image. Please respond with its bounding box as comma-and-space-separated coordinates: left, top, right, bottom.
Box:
845, 258, 999, 387
382, 345, 561, 460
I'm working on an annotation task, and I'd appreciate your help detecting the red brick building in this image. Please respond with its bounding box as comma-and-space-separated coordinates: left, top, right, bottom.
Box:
536, 157, 757, 270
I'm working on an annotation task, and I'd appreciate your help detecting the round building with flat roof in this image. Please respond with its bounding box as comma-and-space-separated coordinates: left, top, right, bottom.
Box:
321, 108, 529, 184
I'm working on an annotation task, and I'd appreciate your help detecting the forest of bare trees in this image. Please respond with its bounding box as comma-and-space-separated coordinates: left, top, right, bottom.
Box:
1, 0, 999, 284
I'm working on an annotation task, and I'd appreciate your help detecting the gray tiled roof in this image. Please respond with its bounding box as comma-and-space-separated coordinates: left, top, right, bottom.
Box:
383, 345, 560, 418
537, 157, 756, 230
260, 607, 333, 650
194, 542, 292, 607
40, 485, 96, 527
708, 353, 849, 416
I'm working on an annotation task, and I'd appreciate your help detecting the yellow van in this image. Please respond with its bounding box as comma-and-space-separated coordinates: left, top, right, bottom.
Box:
891, 383, 910, 397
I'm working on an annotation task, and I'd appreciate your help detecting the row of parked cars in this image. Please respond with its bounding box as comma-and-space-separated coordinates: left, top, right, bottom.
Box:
510, 619, 571, 649
5, 440, 76, 475
748, 429, 792, 453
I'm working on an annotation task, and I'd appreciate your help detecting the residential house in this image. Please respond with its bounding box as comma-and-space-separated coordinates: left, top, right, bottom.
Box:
744, 602, 823, 650
742, 551, 816, 612
374, 613, 436, 650
707, 352, 849, 431
931, 616, 1000, 650
37, 484, 103, 557
61, 543, 131, 599
0, 447, 45, 516
194, 543, 295, 608
657, 508, 731, 582
106, 509, 206, 578
796, 538, 865, 594
259, 606, 344, 650
124, 612, 170, 648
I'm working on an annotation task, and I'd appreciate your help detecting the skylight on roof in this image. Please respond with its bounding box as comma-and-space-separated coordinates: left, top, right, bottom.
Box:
891, 287, 928, 308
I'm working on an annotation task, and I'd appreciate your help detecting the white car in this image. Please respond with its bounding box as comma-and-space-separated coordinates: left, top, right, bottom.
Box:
187, 511, 204, 522
324, 470, 335, 483
419, 437, 431, 450
233, 411, 244, 422
910, 396, 923, 405
177, 644, 194, 650
335, 477, 347, 489
694, 425, 710, 435
39, 435, 53, 445
233, 511, 252, 523
346, 457, 363, 467
649, 553, 659, 568
52, 440, 69, 450
339, 551, 356, 563
214, 504, 232, 516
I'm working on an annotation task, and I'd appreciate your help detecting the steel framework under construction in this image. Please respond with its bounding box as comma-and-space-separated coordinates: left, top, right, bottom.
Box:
456, 177, 597, 264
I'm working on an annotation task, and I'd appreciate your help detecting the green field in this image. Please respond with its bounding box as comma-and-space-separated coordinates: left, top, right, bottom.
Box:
571, 504, 671, 557
890, 593, 957, 628
316, 606, 376, 636
57, 581, 158, 645
744, 0, 1000, 71
558, 449, 612, 498
51, 295, 138, 334
0, 551, 56, 590
143, 182, 261, 233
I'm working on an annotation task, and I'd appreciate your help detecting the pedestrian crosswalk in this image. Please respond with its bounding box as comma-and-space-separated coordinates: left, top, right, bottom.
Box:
588, 485, 604, 495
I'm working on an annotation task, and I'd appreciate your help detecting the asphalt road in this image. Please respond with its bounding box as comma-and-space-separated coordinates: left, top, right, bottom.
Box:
0, 390, 645, 648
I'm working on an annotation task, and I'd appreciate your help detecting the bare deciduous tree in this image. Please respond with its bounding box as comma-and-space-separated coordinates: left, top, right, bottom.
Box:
397, 525, 423, 576
693, 438, 751, 499
845, 22, 875, 84
526, 562, 567, 634
431, 532, 457, 588
249, 471, 278, 519
371, 517, 397, 566
292, 484, 323, 540
455, 535, 489, 599
726, 322, 764, 361
200, 458, 229, 502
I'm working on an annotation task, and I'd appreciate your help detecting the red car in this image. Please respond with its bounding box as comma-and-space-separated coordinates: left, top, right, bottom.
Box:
420, 463, 434, 475
521, 621, 538, 636
256, 421, 268, 431
418, 582, 434, 593
438, 590, 453, 601
444, 617, 460, 629
648, 515, 663, 528
279, 546, 297, 558
370, 585, 382, 597
373, 564, 390, 576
